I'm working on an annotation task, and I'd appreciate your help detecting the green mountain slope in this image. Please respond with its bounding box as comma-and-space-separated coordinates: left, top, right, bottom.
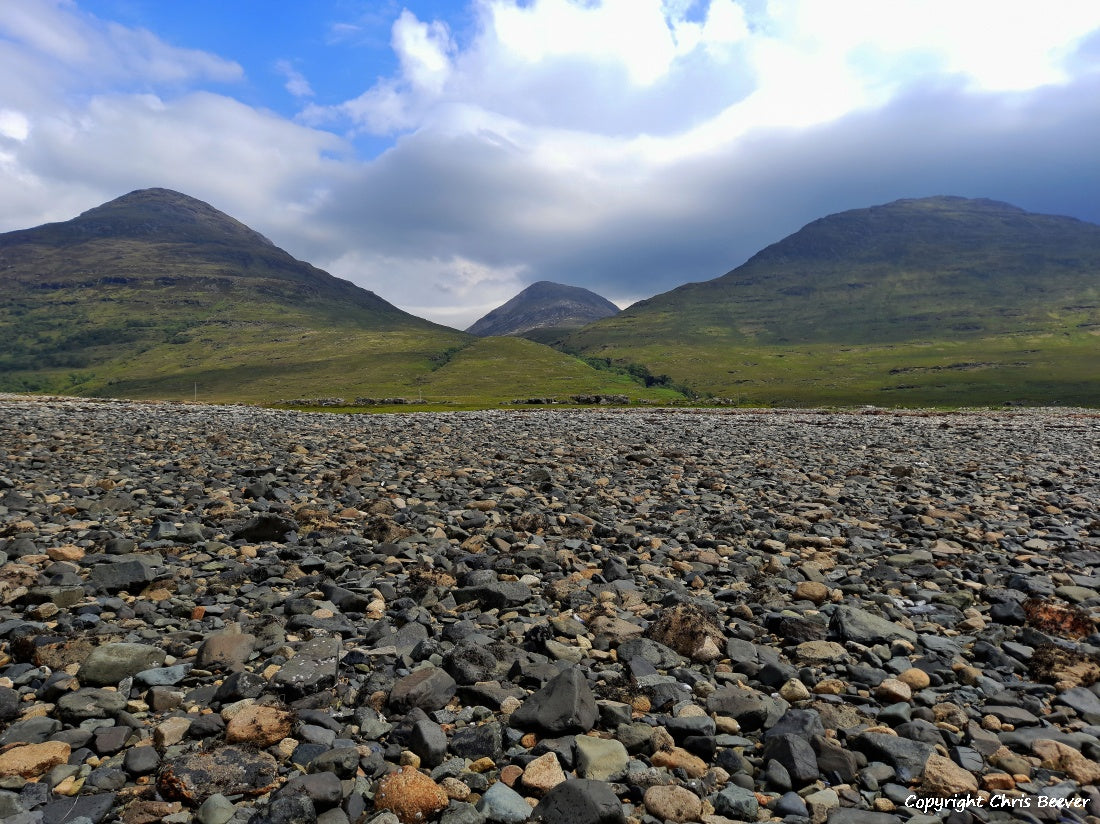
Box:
416, 336, 682, 404
0, 188, 472, 401
0, 188, 680, 405
565, 197, 1100, 406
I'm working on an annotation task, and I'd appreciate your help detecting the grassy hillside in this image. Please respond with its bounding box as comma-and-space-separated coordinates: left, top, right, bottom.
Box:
414, 336, 683, 404
565, 197, 1100, 406
0, 189, 472, 401
0, 189, 687, 405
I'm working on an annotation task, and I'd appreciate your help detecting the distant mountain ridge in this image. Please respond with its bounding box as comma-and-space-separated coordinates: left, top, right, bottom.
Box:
0, 188, 470, 398
0, 187, 414, 318
466, 280, 620, 338
10, 186, 278, 248
0, 188, 672, 405
4, 189, 1098, 406
564, 196, 1100, 406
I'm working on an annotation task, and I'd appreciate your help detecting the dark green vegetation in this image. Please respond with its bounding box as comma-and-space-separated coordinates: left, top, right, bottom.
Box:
565, 197, 1100, 406
466, 280, 620, 339
0, 189, 677, 405
4, 191, 1098, 408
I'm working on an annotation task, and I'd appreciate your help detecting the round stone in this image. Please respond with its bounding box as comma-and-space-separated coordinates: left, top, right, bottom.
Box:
374, 766, 448, 824
898, 667, 931, 690
644, 785, 703, 823
794, 581, 829, 605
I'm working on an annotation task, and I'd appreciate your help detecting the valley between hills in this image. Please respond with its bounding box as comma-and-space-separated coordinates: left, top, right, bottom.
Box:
1, 190, 1097, 408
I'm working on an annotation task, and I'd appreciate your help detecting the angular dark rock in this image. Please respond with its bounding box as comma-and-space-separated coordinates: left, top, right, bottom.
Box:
57, 688, 127, 722
308, 747, 360, 779
852, 732, 934, 783
763, 733, 821, 787
511, 668, 599, 734
774, 791, 809, 817
764, 708, 825, 740
830, 606, 918, 646
409, 719, 448, 768
450, 721, 504, 762
824, 811, 904, 824
0, 717, 61, 746
388, 666, 458, 712
41, 792, 118, 824
705, 687, 770, 731
530, 779, 626, 824
277, 771, 343, 807
79, 642, 166, 686
617, 638, 684, 669
247, 795, 316, 824
231, 514, 298, 543
123, 745, 161, 776
0, 687, 21, 721
713, 785, 759, 820
443, 641, 501, 684
89, 556, 159, 593
454, 581, 533, 610
1055, 685, 1100, 724
813, 736, 861, 783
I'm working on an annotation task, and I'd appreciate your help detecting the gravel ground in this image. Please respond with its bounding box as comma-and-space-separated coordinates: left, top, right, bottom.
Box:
1, 397, 1099, 824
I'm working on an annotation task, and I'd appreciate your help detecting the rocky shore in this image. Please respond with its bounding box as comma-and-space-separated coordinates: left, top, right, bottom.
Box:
0, 396, 1098, 824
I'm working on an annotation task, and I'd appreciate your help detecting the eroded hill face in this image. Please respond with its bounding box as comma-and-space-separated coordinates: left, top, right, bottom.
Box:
564, 196, 1100, 406
6, 190, 1098, 406
0, 190, 677, 405
0, 188, 469, 399
466, 281, 620, 338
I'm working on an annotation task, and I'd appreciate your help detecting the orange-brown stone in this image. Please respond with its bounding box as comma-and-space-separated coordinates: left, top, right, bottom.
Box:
650, 747, 708, 778
500, 764, 524, 786
225, 705, 293, 748
0, 741, 71, 778
375, 766, 449, 824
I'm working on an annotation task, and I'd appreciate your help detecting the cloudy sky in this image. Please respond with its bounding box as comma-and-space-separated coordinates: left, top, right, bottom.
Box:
3, 1, 1100, 329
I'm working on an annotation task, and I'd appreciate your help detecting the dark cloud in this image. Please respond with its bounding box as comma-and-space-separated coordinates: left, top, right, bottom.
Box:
309, 71, 1100, 314
4, 2, 1099, 328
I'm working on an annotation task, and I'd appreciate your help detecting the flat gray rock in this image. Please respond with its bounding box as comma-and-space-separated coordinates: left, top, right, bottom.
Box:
272, 636, 342, 699
830, 606, 918, 646
79, 642, 166, 686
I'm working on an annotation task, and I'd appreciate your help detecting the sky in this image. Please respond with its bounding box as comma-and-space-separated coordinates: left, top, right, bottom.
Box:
2, 1, 1100, 329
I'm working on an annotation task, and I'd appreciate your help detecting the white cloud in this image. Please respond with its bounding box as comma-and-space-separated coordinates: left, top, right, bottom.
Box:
275, 60, 315, 98
0, 1, 241, 91
325, 0, 1100, 150
321, 250, 528, 330
393, 9, 453, 94
488, 0, 682, 86
0, 3, 342, 236
2, 0, 1100, 330
0, 109, 30, 141
297, 0, 1100, 320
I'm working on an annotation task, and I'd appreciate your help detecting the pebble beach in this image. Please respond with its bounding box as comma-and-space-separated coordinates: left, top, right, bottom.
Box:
1, 396, 1099, 824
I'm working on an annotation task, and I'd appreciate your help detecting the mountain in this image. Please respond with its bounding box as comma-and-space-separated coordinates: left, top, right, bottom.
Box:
466, 281, 619, 340
0, 188, 472, 401
564, 196, 1100, 406
0, 189, 679, 405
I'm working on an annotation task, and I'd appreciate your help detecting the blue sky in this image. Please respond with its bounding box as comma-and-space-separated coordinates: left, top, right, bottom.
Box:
78, 2, 434, 120
3, 1, 1100, 328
